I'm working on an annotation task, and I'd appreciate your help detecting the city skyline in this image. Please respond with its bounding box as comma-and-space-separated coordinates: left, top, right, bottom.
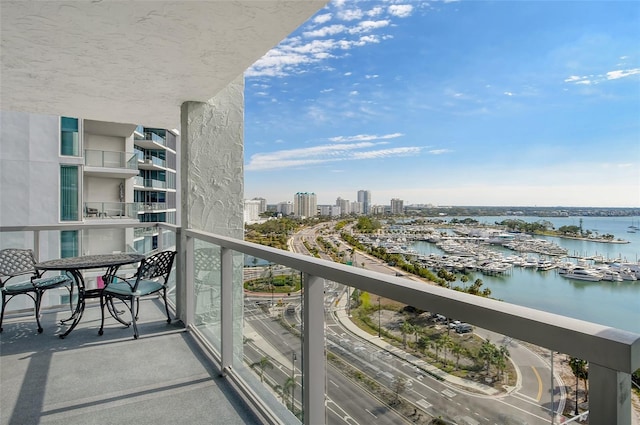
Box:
243, 0, 639, 208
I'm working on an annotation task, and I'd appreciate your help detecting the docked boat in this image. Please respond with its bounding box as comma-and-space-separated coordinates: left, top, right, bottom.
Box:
562, 266, 603, 282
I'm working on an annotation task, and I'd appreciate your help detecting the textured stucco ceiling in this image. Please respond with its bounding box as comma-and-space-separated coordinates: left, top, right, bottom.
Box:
0, 1, 327, 128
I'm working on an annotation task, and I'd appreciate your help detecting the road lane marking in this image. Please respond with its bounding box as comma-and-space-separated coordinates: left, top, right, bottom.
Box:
531, 366, 543, 401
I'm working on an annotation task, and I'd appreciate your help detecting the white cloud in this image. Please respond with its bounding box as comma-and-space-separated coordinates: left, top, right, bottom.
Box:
428, 149, 453, 155
246, 133, 417, 171
349, 90, 359, 95
388, 5, 414, 18
337, 8, 364, 21
606, 68, 640, 80
564, 68, 640, 86
349, 20, 390, 34
329, 133, 404, 142
366, 6, 384, 17
352, 147, 421, 159
313, 13, 332, 25
303, 24, 346, 38
504, 91, 513, 96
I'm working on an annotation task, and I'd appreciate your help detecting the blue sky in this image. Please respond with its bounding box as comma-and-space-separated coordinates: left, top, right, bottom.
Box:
244, 0, 639, 208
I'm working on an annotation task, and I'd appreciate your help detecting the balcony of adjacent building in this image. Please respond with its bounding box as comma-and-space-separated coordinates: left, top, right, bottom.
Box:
1, 222, 638, 425
83, 149, 139, 179
135, 150, 170, 172
84, 202, 140, 220
133, 176, 175, 192
133, 129, 168, 150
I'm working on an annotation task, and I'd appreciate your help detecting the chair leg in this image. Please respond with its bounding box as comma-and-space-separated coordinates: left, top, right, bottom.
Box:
162, 288, 171, 324
35, 291, 44, 333
0, 293, 6, 333
130, 297, 139, 339
98, 293, 106, 336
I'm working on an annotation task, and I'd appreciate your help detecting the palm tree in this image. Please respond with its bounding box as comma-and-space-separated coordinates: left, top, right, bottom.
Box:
412, 324, 422, 344
478, 339, 496, 374
440, 333, 453, 364
283, 376, 297, 410
494, 345, 510, 380
250, 356, 274, 383
451, 343, 463, 370
432, 336, 445, 363
569, 357, 589, 412
400, 321, 413, 349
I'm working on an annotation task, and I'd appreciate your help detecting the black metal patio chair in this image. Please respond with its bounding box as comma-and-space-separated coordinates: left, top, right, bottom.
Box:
0, 248, 71, 333
98, 250, 176, 339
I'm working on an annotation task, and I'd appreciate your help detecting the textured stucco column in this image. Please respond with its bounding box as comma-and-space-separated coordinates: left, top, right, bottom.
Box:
178, 75, 244, 330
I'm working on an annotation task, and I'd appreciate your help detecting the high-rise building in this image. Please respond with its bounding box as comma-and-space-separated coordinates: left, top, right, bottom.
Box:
357, 190, 371, 215
252, 197, 267, 214
351, 201, 363, 215
293, 192, 317, 218
133, 126, 178, 252
336, 197, 351, 215
244, 199, 263, 223
0, 111, 178, 308
390, 198, 404, 215
276, 201, 294, 216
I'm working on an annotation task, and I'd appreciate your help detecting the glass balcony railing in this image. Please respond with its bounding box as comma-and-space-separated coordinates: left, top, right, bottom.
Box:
137, 202, 168, 212
144, 131, 166, 146
84, 149, 138, 170
0, 222, 637, 425
84, 202, 139, 219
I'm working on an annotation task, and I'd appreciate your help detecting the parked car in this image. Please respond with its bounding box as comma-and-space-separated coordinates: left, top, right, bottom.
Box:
455, 323, 473, 334
448, 320, 461, 329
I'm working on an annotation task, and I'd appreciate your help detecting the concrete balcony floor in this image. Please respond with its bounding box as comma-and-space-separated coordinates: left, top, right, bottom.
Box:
1, 299, 262, 425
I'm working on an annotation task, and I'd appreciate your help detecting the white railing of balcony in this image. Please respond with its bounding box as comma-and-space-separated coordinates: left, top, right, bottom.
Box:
84, 202, 139, 219
84, 149, 138, 170
184, 228, 640, 425
0, 222, 638, 425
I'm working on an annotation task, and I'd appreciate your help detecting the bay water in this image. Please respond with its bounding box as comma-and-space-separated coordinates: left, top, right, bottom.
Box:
409, 216, 640, 334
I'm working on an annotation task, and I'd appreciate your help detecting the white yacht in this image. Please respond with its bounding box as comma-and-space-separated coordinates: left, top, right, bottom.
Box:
563, 266, 603, 282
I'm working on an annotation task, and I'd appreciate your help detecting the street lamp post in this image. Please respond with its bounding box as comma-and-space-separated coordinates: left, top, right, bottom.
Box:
291, 352, 297, 411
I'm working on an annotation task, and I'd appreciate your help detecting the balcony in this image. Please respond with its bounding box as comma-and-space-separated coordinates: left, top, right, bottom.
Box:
83, 149, 139, 179
84, 202, 139, 220
1, 222, 638, 425
133, 177, 168, 191
138, 156, 168, 171
137, 202, 168, 213
134, 132, 167, 150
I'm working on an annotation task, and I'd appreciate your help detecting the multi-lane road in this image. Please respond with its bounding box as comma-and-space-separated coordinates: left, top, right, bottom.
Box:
242, 223, 566, 424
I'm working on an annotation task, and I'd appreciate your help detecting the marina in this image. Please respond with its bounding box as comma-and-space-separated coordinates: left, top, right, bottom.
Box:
368, 216, 640, 333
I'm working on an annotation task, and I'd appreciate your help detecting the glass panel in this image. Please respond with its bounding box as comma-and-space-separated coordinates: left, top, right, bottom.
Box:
194, 242, 222, 339
242, 254, 304, 422
60, 165, 79, 221
60, 117, 79, 156
60, 230, 78, 258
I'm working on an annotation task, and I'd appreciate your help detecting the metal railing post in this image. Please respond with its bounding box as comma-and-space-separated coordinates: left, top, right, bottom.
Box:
220, 247, 233, 375
183, 235, 194, 327
588, 363, 632, 424
303, 273, 325, 424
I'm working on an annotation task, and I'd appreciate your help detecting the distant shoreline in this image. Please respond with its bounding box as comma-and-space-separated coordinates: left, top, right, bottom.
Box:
548, 234, 630, 244
533, 231, 630, 244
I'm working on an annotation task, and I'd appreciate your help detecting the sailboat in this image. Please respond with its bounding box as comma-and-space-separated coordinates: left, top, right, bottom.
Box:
628, 219, 638, 233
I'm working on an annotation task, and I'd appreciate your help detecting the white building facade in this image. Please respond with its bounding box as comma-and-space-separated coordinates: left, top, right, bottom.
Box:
293, 192, 317, 218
